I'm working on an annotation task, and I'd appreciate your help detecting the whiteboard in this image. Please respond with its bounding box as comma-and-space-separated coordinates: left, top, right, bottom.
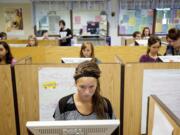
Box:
141, 69, 180, 134
38, 67, 76, 121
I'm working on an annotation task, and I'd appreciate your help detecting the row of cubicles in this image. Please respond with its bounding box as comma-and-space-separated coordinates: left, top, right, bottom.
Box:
0, 44, 180, 135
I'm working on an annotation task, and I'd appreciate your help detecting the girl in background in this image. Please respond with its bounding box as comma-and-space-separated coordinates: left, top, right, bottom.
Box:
26, 35, 38, 47
142, 27, 151, 39
0, 41, 16, 65
139, 36, 161, 62
80, 42, 101, 63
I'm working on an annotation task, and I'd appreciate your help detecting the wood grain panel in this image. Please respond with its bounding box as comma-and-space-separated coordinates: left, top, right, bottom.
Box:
0, 65, 17, 135
123, 63, 180, 135
15, 64, 121, 135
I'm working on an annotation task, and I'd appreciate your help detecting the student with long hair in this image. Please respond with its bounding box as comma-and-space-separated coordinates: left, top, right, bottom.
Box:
80, 42, 101, 63
53, 61, 115, 120
139, 35, 161, 62
0, 41, 16, 65
141, 27, 151, 39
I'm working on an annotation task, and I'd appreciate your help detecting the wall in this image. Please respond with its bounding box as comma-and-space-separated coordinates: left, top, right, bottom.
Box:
0, 2, 33, 39
108, 0, 122, 46
0, 1, 123, 45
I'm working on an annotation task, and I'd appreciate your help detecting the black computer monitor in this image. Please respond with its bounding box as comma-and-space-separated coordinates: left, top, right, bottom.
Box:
87, 21, 99, 34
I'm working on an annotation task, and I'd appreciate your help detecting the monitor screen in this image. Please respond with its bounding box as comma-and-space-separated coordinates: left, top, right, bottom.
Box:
61, 58, 92, 64
87, 21, 99, 34
26, 120, 120, 135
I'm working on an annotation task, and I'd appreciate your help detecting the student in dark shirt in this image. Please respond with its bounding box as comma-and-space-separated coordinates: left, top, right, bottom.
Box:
53, 61, 115, 120
59, 20, 73, 46
139, 35, 161, 63
165, 28, 180, 55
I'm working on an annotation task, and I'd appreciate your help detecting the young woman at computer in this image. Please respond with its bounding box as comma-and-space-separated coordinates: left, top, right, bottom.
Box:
53, 61, 115, 120
80, 42, 101, 64
139, 35, 162, 62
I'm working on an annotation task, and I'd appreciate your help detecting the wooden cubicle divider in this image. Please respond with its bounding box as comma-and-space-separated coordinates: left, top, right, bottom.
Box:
0, 65, 17, 135
16, 56, 32, 64
3, 39, 59, 47
11, 46, 122, 64
115, 46, 166, 64
44, 46, 121, 63
15, 64, 121, 135
124, 37, 167, 46
11, 47, 46, 64
123, 63, 180, 135
147, 95, 180, 135
11, 46, 166, 64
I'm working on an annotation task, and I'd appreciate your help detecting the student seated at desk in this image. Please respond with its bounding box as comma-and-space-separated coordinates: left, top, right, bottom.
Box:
53, 61, 115, 120
0, 32, 7, 40
80, 42, 101, 64
139, 36, 161, 63
130, 31, 141, 46
26, 35, 38, 47
165, 28, 180, 55
0, 41, 16, 65
141, 27, 151, 39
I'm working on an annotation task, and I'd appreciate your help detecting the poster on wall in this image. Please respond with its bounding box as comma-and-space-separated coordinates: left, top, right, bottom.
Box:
119, 9, 154, 35
4, 8, 24, 35
38, 67, 76, 121
155, 8, 180, 34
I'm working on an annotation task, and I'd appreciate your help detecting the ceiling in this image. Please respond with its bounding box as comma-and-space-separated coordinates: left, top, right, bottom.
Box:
0, 0, 106, 3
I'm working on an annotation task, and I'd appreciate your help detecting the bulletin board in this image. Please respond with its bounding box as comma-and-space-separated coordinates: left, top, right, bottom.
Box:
118, 9, 154, 35
155, 8, 180, 34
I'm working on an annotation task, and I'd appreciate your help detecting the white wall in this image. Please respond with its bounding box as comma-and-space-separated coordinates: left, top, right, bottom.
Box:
108, 0, 122, 46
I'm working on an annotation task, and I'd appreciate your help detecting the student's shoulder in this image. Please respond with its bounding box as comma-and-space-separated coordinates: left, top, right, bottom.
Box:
58, 94, 73, 105
139, 54, 148, 62
140, 54, 148, 59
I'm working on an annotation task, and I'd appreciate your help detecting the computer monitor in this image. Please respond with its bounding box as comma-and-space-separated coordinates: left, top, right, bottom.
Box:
26, 120, 120, 135
61, 57, 92, 64
87, 21, 99, 34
